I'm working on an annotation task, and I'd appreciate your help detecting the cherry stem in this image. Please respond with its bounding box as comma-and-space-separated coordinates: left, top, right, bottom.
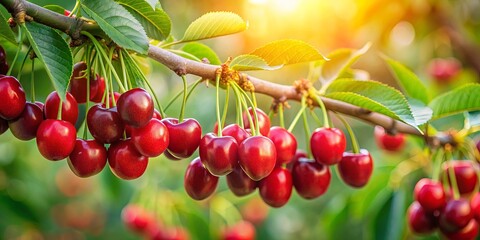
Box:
250, 92, 261, 135
431, 149, 442, 182
445, 150, 460, 199
233, 87, 243, 128
335, 112, 360, 154
97, 54, 110, 108
30, 58, 35, 102
69, 0, 81, 17
7, 27, 23, 76
221, 86, 230, 130
83, 51, 92, 139
309, 109, 323, 126
56, 98, 63, 120
310, 90, 330, 128
179, 75, 188, 122
118, 50, 129, 92
302, 107, 311, 158
232, 83, 256, 135
287, 96, 307, 133
279, 103, 285, 129
215, 73, 222, 136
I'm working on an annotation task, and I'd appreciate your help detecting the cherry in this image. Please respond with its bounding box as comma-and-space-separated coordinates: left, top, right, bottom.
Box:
130, 118, 169, 157
36, 119, 76, 160
163, 150, 182, 161
222, 221, 255, 240
152, 109, 162, 120
470, 193, 480, 222
373, 126, 405, 152
0, 63, 7, 75
161, 118, 202, 159
258, 167, 292, 208
68, 62, 98, 103
199, 133, 238, 176
428, 58, 461, 84
226, 165, 257, 197
0, 46, 7, 75
292, 158, 331, 199
337, 149, 373, 188
242, 107, 271, 136
238, 136, 276, 181
184, 157, 219, 200
90, 75, 106, 103
0, 117, 7, 135
267, 127, 297, 165
413, 178, 446, 212
87, 105, 124, 144
34, 101, 44, 111
8, 102, 43, 140
117, 88, 154, 127
108, 139, 149, 180
155, 227, 190, 240
285, 149, 307, 170
121, 204, 154, 234
310, 127, 346, 165
67, 139, 107, 177
0, 76, 26, 120
442, 161, 478, 195
407, 201, 438, 235
101, 91, 121, 108
441, 219, 479, 240
222, 123, 250, 144
439, 199, 474, 233
44, 91, 79, 125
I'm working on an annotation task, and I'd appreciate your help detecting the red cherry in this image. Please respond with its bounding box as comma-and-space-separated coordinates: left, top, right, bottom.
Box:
108, 139, 149, 180
310, 127, 346, 165
90, 75, 106, 103
441, 219, 479, 240
184, 157, 218, 200
222, 123, 250, 144
428, 58, 461, 84
68, 62, 98, 103
67, 139, 107, 177
117, 88, 154, 127
34, 101, 44, 110
285, 149, 307, 170
258, 167, 292, 208
439, 199, 474, 233
36, 119, 76, 160
152, 109, 162, 120
242, 108, 271, 136
292, 158, 331, 199
161, 118, 202, 159
121, 204, 154, 234
101, 92, 121, 108
238, 136, 276, 181
222, 221, 255, 240
8, 102, 43, 140
163, 150, 182, 161
442, 161, 478, 195
267, 126, 297, 165
0, 117, 7, 135
87, 105, 125, 144
374, 126, 405, 152
337, 149, 373, 188
470, 193, 480, 222
44, 91, 79, 125
0, 76, 26, 120
199, 133, 238, 176
130, 118, 169, 157
226, 165, 257, 197
407, 201, 438, 235
414, 178, 446, 212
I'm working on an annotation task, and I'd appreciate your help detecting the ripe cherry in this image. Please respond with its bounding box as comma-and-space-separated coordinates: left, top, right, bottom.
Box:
0, 118, 7, 135
0, 76, 26, 120
226, 165, 257, 197
90, 75, 106, 103
199, 133, 238, 176
238, 136, 276, 181
413, 178, 446, 212
428, 58, 461, 84
439, 199, 474, 233
337, 149, 373, 188
442, 161, 478, 195
68, 139, 107, 177
0, 47, 8, 75
258, 167, 292, 208
310, 127, 346, 165
470, 193, 480, 222
222, 221, 255, 240
117, 88, 154, 127
292, 158, 331, 199
163, 150, 182, 161
108, 139, 149, 180
407, 201, 438, 235
285, 149, 308, 170
373, 126, 405, 152
36, 119, 76, 160
184, 157, 219, 200
222, 123, 250, 144
441, 219, 479, 240
68, 62, 98, 103
8, 102, 43, 140
121, 204, 154, 234
44, 91, 79, 125
87, 105, 124, 144
268, 127, 297, 165
101, 91, 121, 108
130, 118, 169, 157
161, 118, 202, 159
242, 107, 271, 136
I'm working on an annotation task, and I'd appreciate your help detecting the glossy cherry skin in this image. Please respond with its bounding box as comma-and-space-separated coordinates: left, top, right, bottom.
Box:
67, 139, 107, 177
258, 167, 293, 208
90, 75, 106, 103
36, 119, 76, 160
121, 204, 154, 234
285, 149, 308, 170
470, 193, 480, 222
226, 165, 257, 197
44, 91, 79, 125
413, 178, 446, 212
108, 139, 149, 180
268, 126, 297, 165
238, 136, 276, 181
439, 199, 474, 233
242, 107, 271, 136
0, 76, 26, 120
8, 102, 43, 140
374, 126, 405, 152
199, 133, 238, 176
222, 123, 250, 144
184, 157, 219, 200
161, 118, 202, 159
441, 219, 479, 240
292, 158, 331, 199
310, 127, 346, 165
442, 161, 478, 195
163, 150, 182, 161
0, 118, 7, 135
68, 62, 98, 103
222, 221, 256, 240
407, 201, 438, 235
337, 149, 373, 188
130, 118, 169, 157
101, 92, 121, 108
87, 105, 124, 144
117, 88, 154, 127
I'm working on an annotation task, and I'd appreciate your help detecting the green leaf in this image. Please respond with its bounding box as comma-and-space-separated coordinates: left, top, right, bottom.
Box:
325, 79, 417, 127
145, 0, 158, 9
230, 54, 282, 71
23, 22, 72, 101
250, 39, 327, 66
182, 12, 247, 42
121, 50, 146, 88
373, 189, 407, 240
408, 98, 432, 126
82, 0, 149, 54
384, 56, 430, 104
0, 11, 16, 45
43, 4, 65, 15
181, 42, 221, 65
429, 83, 480, 120
116, 0, 171, 40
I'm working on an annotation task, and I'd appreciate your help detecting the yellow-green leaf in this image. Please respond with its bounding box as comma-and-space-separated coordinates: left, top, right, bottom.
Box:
230, 54, 282, 71
429, 83, 480, 120
182, 12, 247, 42
249, 39, 326, 66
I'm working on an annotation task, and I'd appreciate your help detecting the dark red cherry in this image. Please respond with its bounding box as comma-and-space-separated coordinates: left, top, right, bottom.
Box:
439, 199, 474, 233
199, 133, 238, 176
130, 118, 169, 157
36, 119, 76, 160
68, 139, 107, 177
242, 107, 271, 136
226, 165, 257, 197
161, 118, 202, 159
8, 102, 43, 140
413, 178, 446, 212
470, 193, 480, 222
407, 201, 438, 235
0, 63, 7, 75
337, 149, 373, 188
258, 167, 292, 208
285, 149, 308, 170
238, 136, 276, 181
163, 150, 182, 161
34, 101, 44, 110
101, 92, 121, 108
222, 221, 256, 240
310, 127, 346, 165
90, 75, 106, 103
121, 204, 154, 234
68, 62, 98, 103
108, 139, 149, 180
442, 160, 478, 195
268, 126, 297, 165
117, 88, 154, 127
44, 91, 78, 125
441, 219, 479, 240
0, 117, 7, 135
222, 123, 250, 144
0, 76, 26, 120
184, 157, 219, 200
374, 126, 405, 152
292, 158, 331, 199
87, 105, 124, 144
